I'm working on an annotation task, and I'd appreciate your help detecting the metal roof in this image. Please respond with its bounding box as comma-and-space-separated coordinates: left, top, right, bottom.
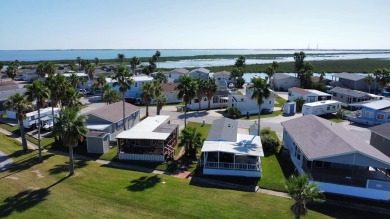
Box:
360, 100, 390, 110
85, 102, 139, 123
332, 73, 366, 81
116, 115, 172, 140
370, 123, 390, 139
202, 134, 264, 157
329, 87, 371, 98
206, 118, 238, 142
86, 123, 111, 131
281, 115, 390, 168
274, 73, 295, 80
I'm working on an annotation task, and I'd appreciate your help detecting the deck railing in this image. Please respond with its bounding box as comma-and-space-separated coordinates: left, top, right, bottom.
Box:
205, 162, 259, 171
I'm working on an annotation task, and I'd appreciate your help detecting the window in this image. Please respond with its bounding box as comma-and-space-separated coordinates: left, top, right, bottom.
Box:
194, 99, 199, 103
377, 113, 384, 120
388, 114, 390, 120
327, 106, 330, 110
213, 96, 219, 103
169, 74, 171, 78
269, 100, 271, 104
364, 111, 374, 118
314, 161, 323, 168
288, 91, 292, 96
332, 106, 335, 109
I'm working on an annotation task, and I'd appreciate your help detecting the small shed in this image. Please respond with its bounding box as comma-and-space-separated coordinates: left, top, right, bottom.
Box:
284, 102, 296, 115
85, 131, 110, 154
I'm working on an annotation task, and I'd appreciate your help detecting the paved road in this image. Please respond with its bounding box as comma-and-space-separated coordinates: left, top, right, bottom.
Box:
0, 150, 12, 172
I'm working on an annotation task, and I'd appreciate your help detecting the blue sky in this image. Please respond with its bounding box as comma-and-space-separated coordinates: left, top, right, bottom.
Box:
0, 0, 389, 50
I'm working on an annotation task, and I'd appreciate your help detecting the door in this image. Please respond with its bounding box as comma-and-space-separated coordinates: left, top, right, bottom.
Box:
290, 104, 295, 113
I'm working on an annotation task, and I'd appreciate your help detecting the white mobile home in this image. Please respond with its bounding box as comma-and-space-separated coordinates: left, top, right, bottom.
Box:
302, 100, 341, 116
6, 107, 60, 129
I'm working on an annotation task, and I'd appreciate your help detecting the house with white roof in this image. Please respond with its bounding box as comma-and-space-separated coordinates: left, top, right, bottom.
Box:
349, 99, 390, 125
160, 68, 189, 83
116, 115, 179, 161
200, 118, 264, 177
288, 87, 332, 103
273, 73, 300, 91
106, 74, 154, 99
228, 88, 275, 115
282, 115, 390, 201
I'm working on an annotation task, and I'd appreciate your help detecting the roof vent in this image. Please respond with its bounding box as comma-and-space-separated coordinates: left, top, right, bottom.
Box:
228, 124, 231, 127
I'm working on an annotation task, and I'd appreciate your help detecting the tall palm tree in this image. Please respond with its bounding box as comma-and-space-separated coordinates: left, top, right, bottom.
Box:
68, 72, 81, 88
175, 75, 197, 128
3, 93, 33, 152
154, 50, 161, 68
204, 77, 218, 110
231, 68, 243, 88
156, 94, 167, 115
178, 127, 203, 158
53, 108, 88, 176
76, 57, 82, 69
271, 61, 279, 70
154, 71, 168, 83
68, 61, 76, 71
250, 77, 271, 136
93, 74, 107, 100
85, 62, 95, 80
36, 63, 46, 78
234, 56, 246, 69
195, 78, 205, 112
94, 57, 100, 67
130, 56, 141, 74
6, 63, 18, 81
285, 174, 324, 219
265, 65, 275, 85
103, 89, 121, 104
364, 74, 374, 93
117, 53, 125, 64
140, 83, 155, 117
112, 65, 134, 130
62, 87, 83, 110
46, 74, 68, 117
153, 80, 163, 114
44, 62, 56, 76
25, 81, 50, 162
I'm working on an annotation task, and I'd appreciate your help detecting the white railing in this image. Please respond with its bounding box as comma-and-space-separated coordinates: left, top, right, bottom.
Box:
205, 162, 259, 171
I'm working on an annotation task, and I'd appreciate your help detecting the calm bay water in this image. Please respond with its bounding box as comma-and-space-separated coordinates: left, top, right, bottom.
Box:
1, 49, 390, 69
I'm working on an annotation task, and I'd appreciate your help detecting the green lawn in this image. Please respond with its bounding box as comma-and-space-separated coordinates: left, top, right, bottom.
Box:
274, 94, 287, 108
242, 110, 283, 120
0, 133, 380, 219
0, 122, 55, 147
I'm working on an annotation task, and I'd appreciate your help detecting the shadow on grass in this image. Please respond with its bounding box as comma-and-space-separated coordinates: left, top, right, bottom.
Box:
275, 152, 295, 178
0, 175, 69, 217
126, 175, 161, 192
0, 153, 55, 179
178, 111, 209, 119
48, 160, 88, 175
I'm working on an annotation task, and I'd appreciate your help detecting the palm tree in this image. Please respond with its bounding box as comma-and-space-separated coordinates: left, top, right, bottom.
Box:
294, 96, 306, 112
265, 65, 275, 85
156, 94, 167, 115
53, 108, 88, 176
3, 93, 33, 152
140, 83, 155, 117
25, 81, 50, 162
364, 74, 374, 93
234, 56, 246, 69
0, 62, 3, 82
45, 74, 68, 118
250, 78, 271, 136
94, 57, 100, 67
271, 61, 279, 70
178, 127, 203, 158
68, 61, 76, 71
231, 68, 243, 88
319, 71, 326, 82
36, 63, 46, 78
285, 174, 324, 219
103, 89, 121, 104
154, 50, 161, 68
153, 80, 163, 114
204, 77, 218, 110
112, 65, 134, 130
68, 72, 81, 88
130, 56, 141, 74
62, 87, 83, 110
93, 74, 107, 100
76, 57, 82, 69
154, 71, 168, 83
44, 62, 56, 76
6, 63, 18, 81
195, 78, 205, 112
175, 75, 197, 128
117, 53, 125, 64
85, 62, 95, 80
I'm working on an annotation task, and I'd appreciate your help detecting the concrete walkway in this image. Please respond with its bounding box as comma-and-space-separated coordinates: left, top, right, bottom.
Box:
0, 150, 12, 172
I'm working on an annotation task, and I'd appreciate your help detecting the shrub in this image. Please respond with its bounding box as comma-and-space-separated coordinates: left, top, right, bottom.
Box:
227, 107, 241, 118
260, 127, 272, 135
261, 134, 279, 155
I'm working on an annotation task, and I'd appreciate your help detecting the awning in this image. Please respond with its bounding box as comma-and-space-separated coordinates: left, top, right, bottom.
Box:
86, 123, 111, 131
116, 131, 170, 140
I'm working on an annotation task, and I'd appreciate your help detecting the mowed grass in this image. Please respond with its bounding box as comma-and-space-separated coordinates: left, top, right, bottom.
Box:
274, 94, 287, 108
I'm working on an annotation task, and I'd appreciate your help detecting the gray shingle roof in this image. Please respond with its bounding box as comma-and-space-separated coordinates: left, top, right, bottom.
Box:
333, 73, 366, 81
0, 88, 26, 101
166, 68, 189, 74
370, 123, 390, 139
85, 101, 140, 123
281, 115, 390, 166
206, 118, 238, 142
329, 87, 371, 98
274, 73, 294, 80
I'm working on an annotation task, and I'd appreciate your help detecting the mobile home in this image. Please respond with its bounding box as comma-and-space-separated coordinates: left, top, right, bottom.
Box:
302, 100, 341, 116
6, 107, 60, 129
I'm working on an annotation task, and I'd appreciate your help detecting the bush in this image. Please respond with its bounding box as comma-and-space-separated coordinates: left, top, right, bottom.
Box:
260, 134, 279, 155
227, 107, 241, 118
260, 127, 271, 135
